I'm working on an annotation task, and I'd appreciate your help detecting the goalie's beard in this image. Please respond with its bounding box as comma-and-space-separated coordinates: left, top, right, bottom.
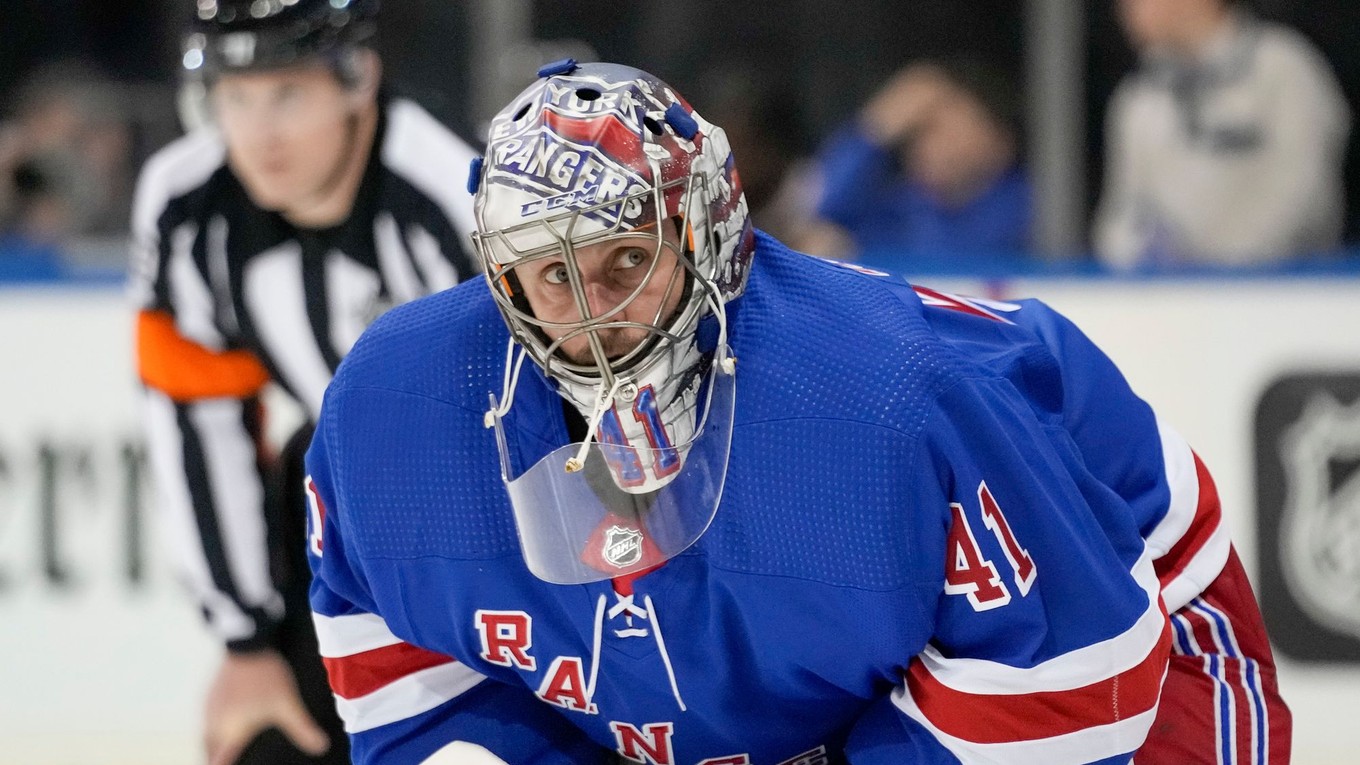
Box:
560, 325, 658, 367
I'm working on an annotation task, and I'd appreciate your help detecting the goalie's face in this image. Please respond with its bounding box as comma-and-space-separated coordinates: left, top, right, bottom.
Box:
514, 225, 688, 368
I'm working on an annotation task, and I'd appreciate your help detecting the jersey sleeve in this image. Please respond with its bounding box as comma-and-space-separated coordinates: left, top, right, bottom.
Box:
1016, 300, 1231, 613
846, 375, 1172, 764
130, 148, 285, 652
305, 410, 608, 765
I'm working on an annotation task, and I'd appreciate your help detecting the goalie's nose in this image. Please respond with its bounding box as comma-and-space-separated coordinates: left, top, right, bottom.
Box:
582, 279, 626, 320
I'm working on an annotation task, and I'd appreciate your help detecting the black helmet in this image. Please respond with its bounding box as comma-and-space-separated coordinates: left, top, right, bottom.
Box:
182, 0, 379, 79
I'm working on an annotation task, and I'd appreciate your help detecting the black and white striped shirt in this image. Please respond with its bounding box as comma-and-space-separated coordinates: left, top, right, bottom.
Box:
130, 96, 479, 649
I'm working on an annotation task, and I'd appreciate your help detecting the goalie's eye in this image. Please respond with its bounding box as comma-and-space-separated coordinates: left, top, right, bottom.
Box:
543, 263, 570, 285
616, 247, 648, 271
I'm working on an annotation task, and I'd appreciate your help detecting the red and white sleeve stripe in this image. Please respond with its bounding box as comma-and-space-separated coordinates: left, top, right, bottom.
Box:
313, 611, 486, 733
1145, 417, 1231, 613
893, 550, 1173, 763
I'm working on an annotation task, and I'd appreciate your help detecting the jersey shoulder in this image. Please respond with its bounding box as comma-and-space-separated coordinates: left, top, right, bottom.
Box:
318, 280, 524, 563
381, 98, 481, 235
737, 236, 998, 435
745, 238, 1121, 437
131, 127, 227, 237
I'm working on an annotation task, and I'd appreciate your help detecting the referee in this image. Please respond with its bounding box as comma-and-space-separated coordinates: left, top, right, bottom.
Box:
130, 2, 479, 763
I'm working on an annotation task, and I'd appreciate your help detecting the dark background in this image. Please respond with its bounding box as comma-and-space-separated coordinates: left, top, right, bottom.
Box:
3, 0, 1360, 244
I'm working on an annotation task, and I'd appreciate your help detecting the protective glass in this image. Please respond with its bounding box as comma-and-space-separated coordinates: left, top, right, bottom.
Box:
489, 356, 736, 584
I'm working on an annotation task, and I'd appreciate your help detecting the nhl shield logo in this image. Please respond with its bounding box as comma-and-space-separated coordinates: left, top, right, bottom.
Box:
602, 525, 644, 569
1279, 392, 1360, 641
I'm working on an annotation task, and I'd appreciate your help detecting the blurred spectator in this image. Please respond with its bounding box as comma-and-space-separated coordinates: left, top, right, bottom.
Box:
1095, 0, 1350, 268
797, 58, 1032, 267
0, 62, 136, 255
0, 154, 68, 279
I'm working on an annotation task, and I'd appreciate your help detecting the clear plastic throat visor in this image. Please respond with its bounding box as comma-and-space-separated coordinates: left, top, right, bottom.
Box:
488, 351, 736, 585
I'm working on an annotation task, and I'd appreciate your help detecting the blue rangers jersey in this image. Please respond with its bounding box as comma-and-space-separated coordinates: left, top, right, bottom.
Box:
306, 232, 1229, 764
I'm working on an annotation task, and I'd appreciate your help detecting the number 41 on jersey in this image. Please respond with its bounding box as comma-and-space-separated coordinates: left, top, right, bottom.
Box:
944, 481, 1036, 611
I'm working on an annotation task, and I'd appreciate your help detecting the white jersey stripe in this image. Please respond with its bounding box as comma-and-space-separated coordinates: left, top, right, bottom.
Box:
383, 100, 480, 239
1182, 609, 1205, 654
333, 661, 487, 734
168, 222, 224, 349
1170, 611, 1201, 656
131, 127, 225, 243
375, 212, 424, 305
1209, 654, 1232, 765
1189, 599, 1238, 657
313, 611, 406, 658
325, 249, 384, 357
1170, 600, 1269, 765
1146, 416, 1199, 559
129, 128, 225, 308
243, 242, 334, 419
143, 390, 255, 640
916, 547, 1163, 694
1241, 659, 1260, 765
1246, 658, 1268, 765
1144, 416, 1231, 612
1194, 597, 1269, 765
408, 223, 460, 291
1161, 521, 1230, 612
190, 399, 279, 611
892, 684, 1162, 764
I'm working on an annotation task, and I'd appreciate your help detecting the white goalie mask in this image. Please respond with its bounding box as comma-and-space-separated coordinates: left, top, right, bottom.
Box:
470, 61, 754, 583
